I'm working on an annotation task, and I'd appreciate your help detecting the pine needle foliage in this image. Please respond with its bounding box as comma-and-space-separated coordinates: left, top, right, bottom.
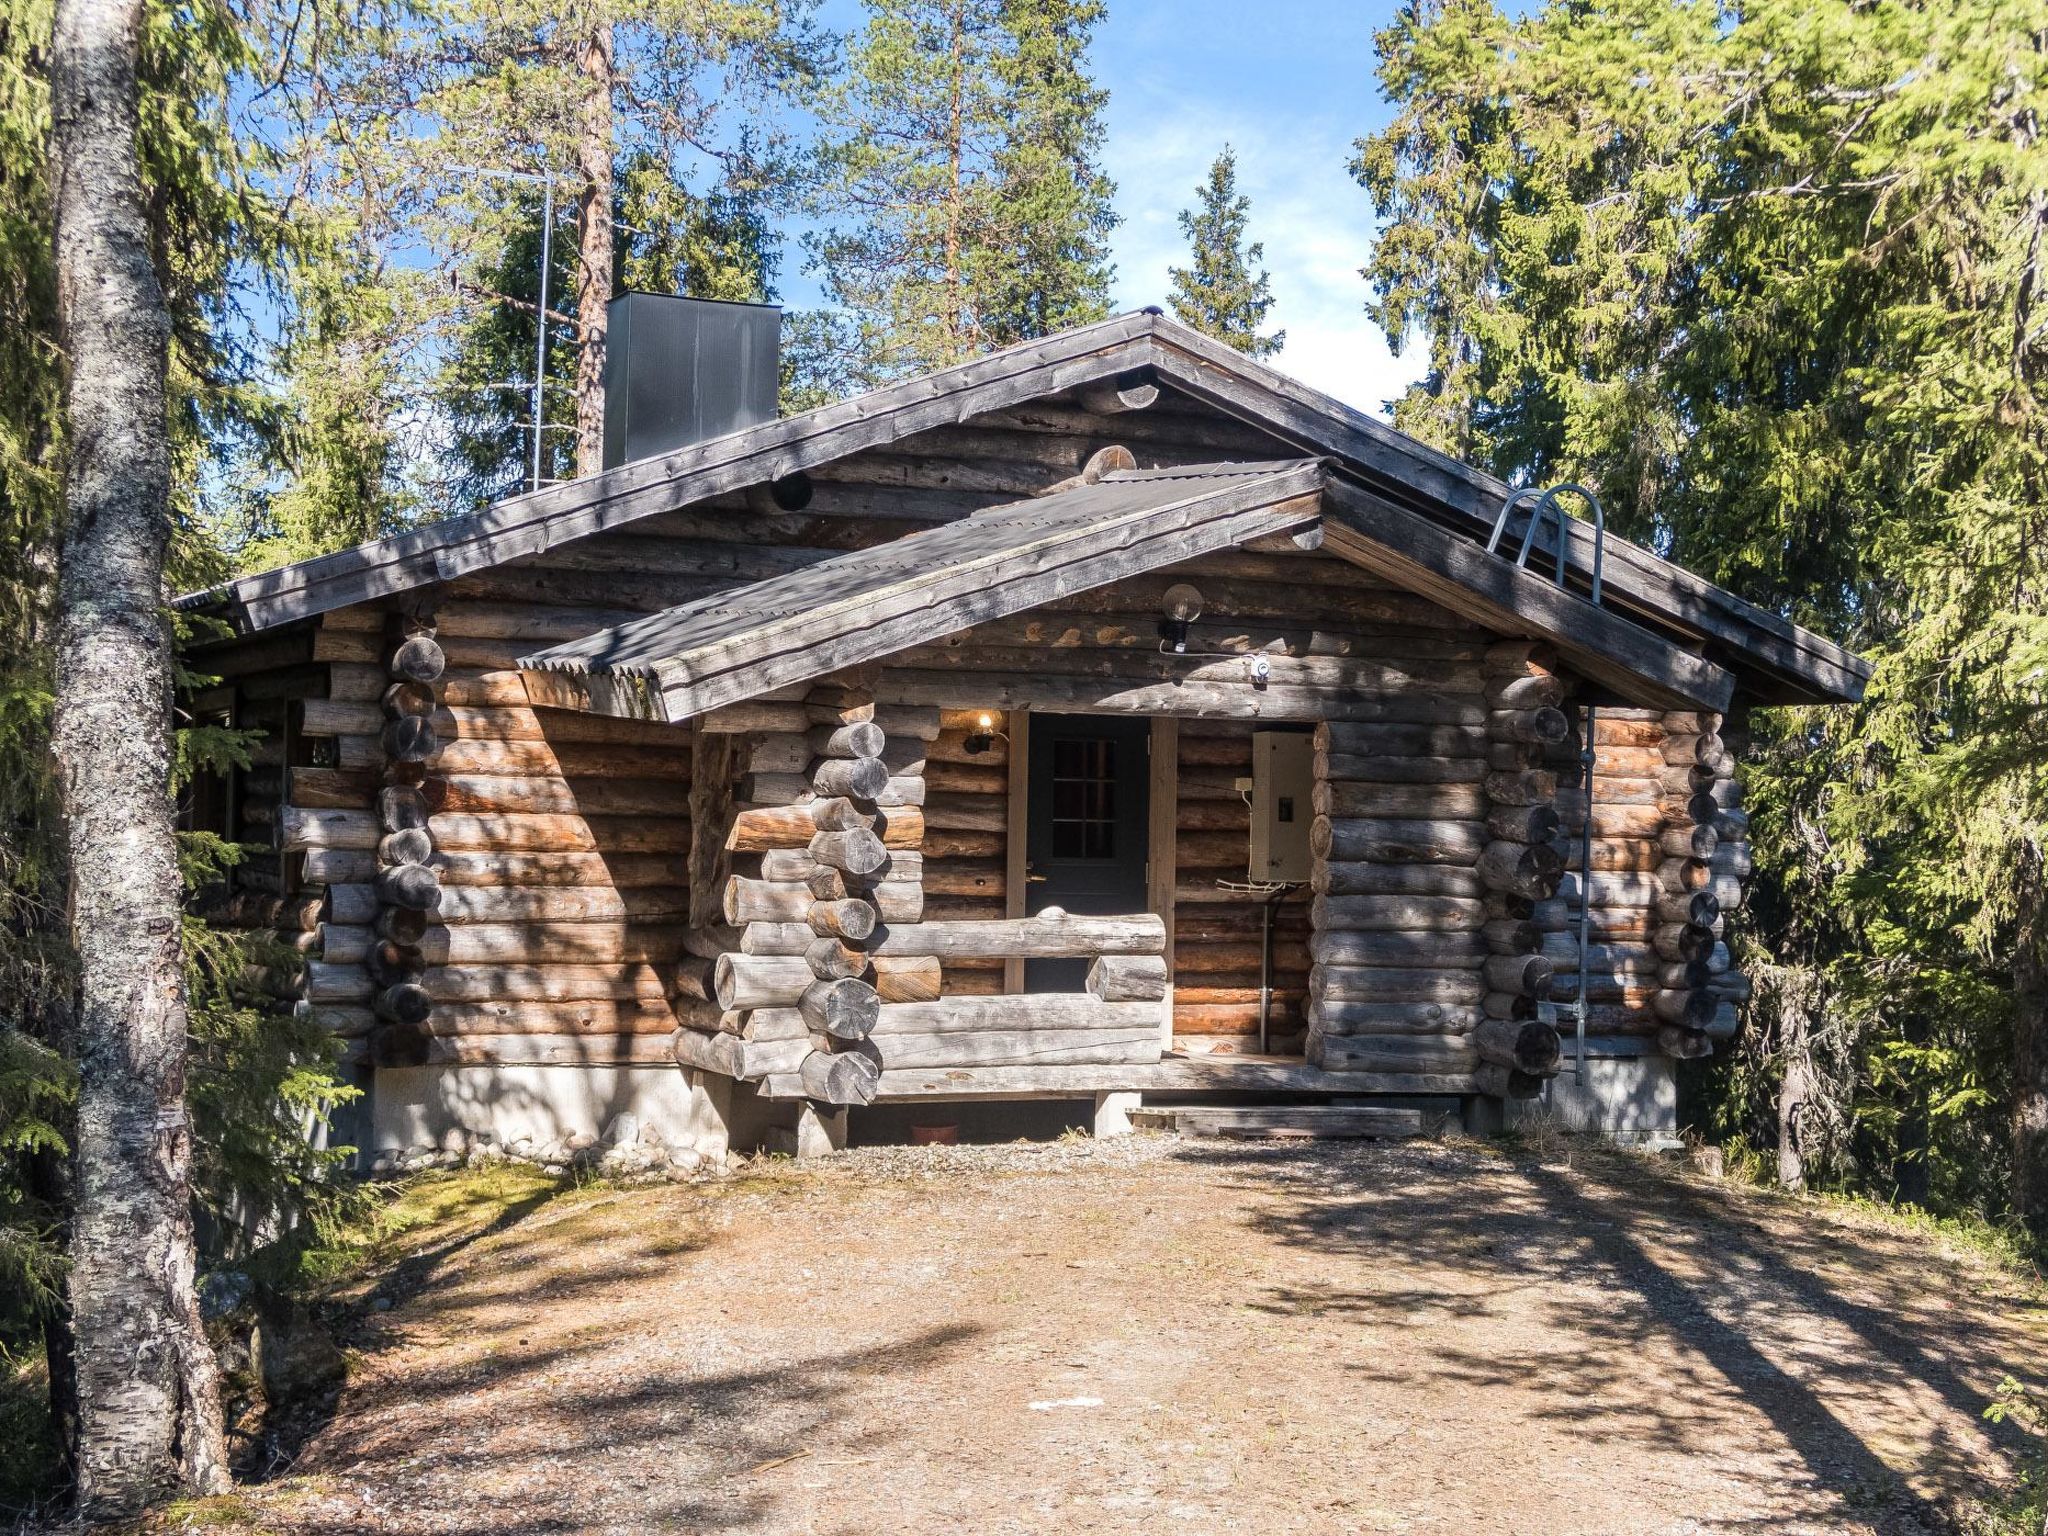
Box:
1358, 0, 2048, 1232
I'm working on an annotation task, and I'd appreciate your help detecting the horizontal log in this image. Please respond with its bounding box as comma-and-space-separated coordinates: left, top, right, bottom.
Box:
800, 977, 881, 1041
1475, 841, 1563, 899
799, 1048, 882, 1106
1309, 894, 1485, 931
427, 738, 691, 779
420, 963, 670, 1003
431, 774, 683, 817
1312, 780, 1485, 819
284, 807, 691, 855
1489, 707, 1569, 745
724, 876, 920, 925
869, 1029, 1162, 1070
1314, 720, 1488, 758
1310, 930, 1486, 967
1309, 1033, 1479, 1073
812, 755, 889, 801
1315, 752, 1486, 786
424, 1000, 680, 1037
1303, 999, 1482, 1035
866, 912, 1165, 959
1311, 965, 1487, 1003
1483, 952, 1555, 996
761, 847, 922, 884
1310, 817, 1486, 866
1309, 862, 1485, 899
326, 921, 682, 965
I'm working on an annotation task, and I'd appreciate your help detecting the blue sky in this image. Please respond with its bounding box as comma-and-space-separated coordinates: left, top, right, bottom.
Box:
1094, 0, 1421, 416
789, 0, 1424, 418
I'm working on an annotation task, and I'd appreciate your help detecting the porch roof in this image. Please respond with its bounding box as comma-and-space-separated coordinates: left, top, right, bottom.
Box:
516, 458, 1738, 720
516, 460, 1329, 721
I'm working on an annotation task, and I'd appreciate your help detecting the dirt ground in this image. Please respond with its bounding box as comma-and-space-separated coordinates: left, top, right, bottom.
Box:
199, 1134, 2044, 1536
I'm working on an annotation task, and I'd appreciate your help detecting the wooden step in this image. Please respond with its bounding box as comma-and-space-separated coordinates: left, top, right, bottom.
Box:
1132, 1104, 1425, 1140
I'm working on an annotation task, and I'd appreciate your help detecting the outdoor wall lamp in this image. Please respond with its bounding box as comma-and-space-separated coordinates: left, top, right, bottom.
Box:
1160, 582, 1205, 653
963, 711, 1006, 756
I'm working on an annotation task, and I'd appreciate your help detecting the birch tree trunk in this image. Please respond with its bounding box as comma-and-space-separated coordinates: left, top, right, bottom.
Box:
48, 0, 229, 1509
572, 16, 615, 478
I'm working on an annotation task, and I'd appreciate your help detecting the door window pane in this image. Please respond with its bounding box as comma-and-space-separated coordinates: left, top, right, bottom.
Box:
1050, 738, 1116, 860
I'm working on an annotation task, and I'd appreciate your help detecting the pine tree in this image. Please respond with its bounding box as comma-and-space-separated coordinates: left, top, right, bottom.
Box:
810, 0, 1117, 380
1167, 147, 1283, 360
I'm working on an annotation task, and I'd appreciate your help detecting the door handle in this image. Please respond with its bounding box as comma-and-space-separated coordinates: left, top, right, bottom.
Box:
1026, 873, 1049, 884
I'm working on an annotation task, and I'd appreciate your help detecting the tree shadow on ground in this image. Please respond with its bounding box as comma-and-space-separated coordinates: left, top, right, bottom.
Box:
1182, 1138, 2041, 1533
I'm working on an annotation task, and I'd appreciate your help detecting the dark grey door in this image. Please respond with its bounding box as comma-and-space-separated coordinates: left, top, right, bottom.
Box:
1025, 714, 1152, 992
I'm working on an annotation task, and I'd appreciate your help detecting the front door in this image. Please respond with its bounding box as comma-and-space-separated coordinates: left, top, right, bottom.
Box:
1025, 714, 1152, 992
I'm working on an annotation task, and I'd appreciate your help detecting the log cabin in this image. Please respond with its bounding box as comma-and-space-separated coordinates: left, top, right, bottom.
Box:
177, 298, 1869, 1160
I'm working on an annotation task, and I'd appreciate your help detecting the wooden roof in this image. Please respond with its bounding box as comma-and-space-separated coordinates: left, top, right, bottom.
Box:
518, 460, 1737, 718
517, 461, 1329, 721
181, 309, 1869, 705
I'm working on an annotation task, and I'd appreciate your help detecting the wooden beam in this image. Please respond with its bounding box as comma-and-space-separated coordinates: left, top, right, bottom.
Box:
1078, 368, 1160, 414
1319, 479, 1736, 714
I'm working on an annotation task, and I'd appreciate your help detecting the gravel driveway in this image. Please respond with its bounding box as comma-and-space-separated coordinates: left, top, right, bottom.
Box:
211, 1135, 2043, 1535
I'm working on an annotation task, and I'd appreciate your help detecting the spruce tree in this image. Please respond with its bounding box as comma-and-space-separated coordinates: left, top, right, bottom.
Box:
1167, 147, 1283, 360
811, 0, 1117, 380
1357, 0, 2048, 1230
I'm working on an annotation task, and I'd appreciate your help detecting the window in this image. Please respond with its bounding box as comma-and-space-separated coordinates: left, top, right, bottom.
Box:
1049, 737, 1116, 860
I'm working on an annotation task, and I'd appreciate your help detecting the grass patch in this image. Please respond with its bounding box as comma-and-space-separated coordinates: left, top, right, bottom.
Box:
282, 1162, 567, 1298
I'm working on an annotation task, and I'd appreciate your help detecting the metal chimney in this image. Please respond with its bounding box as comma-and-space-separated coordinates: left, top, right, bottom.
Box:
601, 293, 781, 470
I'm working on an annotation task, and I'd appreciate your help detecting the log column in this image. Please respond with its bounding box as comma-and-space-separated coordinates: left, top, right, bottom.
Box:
367, 611, 443, 1066
1474, 641, 1566, 1100
678, 683, 937, 1106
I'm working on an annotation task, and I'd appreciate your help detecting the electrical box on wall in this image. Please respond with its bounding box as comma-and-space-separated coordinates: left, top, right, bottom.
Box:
1250, 730, 1312, 883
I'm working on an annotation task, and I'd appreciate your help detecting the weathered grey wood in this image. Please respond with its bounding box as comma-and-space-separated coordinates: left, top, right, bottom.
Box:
864, 912, 1165, 959
1311, 816, 1486, 866
1304, 999, 1482, 1035
1309, 1034, 1479, 1073
798, 1048, 882, 1105
1087, 954, 1169, 1001
1471, 1018, 1562, 1074
1309, 894, 1485, 931
799, 977, 881, 1040
871, 1030, 1162, 1070
522, 463, 1326, 720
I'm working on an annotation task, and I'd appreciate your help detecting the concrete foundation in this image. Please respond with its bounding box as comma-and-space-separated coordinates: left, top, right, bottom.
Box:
1509, 1054, 1679, 1145
369, 1064, 733, 1160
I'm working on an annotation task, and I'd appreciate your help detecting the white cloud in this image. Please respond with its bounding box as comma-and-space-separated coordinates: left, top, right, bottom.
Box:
1103, 110, 1421, 420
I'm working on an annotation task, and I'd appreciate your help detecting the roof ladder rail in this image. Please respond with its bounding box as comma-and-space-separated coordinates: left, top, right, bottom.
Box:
1488, 483, 1609, 1087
